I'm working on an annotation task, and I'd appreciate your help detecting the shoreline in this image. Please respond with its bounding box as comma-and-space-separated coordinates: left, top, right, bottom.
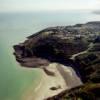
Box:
22, 63, 83, 100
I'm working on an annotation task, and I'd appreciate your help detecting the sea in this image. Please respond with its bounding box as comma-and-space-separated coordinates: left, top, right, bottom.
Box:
0, 10, 100, 100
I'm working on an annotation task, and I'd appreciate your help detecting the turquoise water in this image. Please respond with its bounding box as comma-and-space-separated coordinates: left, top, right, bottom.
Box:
0, 10, 100, 100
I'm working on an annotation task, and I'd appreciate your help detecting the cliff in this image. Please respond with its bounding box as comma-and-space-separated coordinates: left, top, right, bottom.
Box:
13, 21, 100, 100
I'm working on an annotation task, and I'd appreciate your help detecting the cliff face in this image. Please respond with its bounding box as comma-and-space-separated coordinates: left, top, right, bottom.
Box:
13, 21, 100, 100
13, 22, 98, 68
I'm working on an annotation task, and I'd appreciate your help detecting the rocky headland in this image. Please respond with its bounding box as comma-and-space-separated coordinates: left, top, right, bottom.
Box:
93, 10, 100, 15
13, 21, 100, 100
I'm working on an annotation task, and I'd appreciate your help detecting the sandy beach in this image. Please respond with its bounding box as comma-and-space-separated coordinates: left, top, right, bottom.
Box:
22, 63, 83, 100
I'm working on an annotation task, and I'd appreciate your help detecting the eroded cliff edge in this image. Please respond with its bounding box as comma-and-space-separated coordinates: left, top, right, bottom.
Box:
13, 21, 100, 100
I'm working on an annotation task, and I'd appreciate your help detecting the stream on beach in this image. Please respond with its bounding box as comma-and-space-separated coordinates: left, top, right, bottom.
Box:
0, 10, 100, 100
